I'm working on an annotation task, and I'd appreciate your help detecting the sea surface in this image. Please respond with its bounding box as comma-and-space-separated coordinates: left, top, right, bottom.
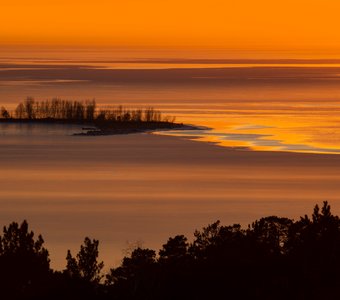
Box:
2, 50, 340, 270
2, 51, 340, 153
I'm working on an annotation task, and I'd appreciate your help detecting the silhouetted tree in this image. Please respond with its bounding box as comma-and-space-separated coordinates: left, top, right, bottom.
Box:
1, 203, 340, 299
85, 100, 96, 121
159, 235, 189, 262
190, 221, 245, 258
24, 97, 35, 119
106, 247, 156, 285
65, 237, 104, 284
106, 247, 158, 299
0, 106, 10, 119
0, 220, 50, 297
15, 102, 26, 118
250, 216, 293, 254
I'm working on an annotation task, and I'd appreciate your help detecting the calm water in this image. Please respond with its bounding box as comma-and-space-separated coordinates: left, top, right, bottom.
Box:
2, 54, 340, 153
2, 52, 340, 270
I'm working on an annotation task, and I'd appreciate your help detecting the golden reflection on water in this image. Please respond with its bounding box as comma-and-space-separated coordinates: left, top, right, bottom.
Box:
155, 106, 340, 154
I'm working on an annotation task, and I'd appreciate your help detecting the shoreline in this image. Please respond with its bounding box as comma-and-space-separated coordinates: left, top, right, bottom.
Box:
75, 123, 201, 136
0, 118, 202, 136
0, 118, 339, 156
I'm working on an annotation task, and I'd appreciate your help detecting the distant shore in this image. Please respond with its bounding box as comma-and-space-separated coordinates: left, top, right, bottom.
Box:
0, 118, 201, 136
0, 99, 204, 136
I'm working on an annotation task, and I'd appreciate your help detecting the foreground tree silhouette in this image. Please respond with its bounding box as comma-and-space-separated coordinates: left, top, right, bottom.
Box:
283, 201, 340, 298
0, 220, 50, 297
1, 203, 340, 299
107, 247, 156, 283
159, 235, 189, 262
66, 237, 104, 284
250, 216, 293, 255
51, 237, 106, 300
106, 248, 157, 299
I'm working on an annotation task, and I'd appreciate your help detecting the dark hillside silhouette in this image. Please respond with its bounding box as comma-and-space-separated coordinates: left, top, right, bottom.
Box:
1, 202, 340, 299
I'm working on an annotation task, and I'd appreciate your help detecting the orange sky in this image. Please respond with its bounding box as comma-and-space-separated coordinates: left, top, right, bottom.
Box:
2, 0, 340, 53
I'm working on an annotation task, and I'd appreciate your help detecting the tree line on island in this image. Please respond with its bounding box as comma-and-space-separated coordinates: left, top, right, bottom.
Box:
0, 98, 181, 135
2, 202, 340, 299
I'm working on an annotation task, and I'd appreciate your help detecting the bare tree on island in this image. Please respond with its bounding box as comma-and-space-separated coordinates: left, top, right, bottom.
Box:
0, 97, 183, 135
2, 98, 175, 124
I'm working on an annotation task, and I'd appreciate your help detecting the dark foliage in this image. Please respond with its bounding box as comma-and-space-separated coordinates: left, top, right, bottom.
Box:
66, 237, 104, 283
0, 220, 50, 299
1, 98, 175, 124
2, 202, 340, 299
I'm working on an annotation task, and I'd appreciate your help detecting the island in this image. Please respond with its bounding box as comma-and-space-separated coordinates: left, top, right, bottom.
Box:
0, 98, 199, 135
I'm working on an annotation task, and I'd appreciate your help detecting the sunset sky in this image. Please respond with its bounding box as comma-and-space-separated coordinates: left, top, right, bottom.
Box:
2, 0, 340, 54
